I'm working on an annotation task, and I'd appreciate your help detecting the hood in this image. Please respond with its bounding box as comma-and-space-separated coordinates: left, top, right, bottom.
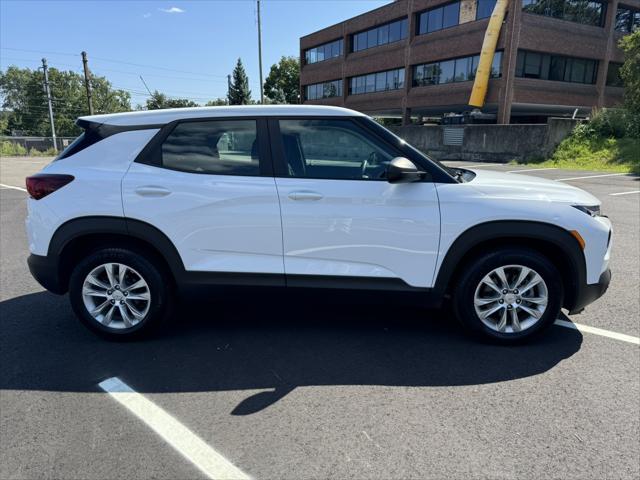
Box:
466, 168, 600, 205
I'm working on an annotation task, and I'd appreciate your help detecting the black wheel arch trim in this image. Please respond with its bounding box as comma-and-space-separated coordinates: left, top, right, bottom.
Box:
432, 220, 587, 310
46, 216, 186, 287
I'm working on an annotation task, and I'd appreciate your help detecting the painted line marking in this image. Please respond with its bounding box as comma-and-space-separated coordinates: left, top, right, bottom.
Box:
506, 167, 558, 173
0, 183, 27, 192
460, 163, 501, 168
554, 319, 639, 345
98, 377, 251, 480
556, 173, 632, 181
609, 190, 640, 196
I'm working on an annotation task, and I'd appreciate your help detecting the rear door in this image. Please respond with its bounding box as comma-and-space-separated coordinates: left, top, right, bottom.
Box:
270, 117, 441, 289
122, 117, 284, 279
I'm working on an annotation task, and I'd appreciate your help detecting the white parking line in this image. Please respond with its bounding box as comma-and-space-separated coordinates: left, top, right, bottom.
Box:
460, 163, 501, 168
554, 319, 640, 345
506, 167, 558, 173
99, 377, 251, 480
0, 183, 26, 192
556, 173, 631, 181
609, 190, 640, 196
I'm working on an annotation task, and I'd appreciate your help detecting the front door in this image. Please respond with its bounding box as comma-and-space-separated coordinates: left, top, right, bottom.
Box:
271, 118, 440, 289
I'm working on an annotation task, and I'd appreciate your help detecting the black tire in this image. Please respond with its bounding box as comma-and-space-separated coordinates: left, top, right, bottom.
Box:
452, 248, 563, 344
69, 247, 173, 340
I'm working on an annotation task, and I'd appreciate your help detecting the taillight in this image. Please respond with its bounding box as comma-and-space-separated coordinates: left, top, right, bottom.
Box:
25, 174, 74, 200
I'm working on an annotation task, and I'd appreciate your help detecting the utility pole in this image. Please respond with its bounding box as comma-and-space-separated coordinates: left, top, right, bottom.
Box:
257, 0, 264, 104
41, 58, 57, 153
81, 51, 94, 115
227, 74, 231, 105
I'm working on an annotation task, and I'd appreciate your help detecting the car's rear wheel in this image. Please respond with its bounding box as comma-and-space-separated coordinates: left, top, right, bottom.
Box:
453, 248, 563, 343
69, 248, 173, 339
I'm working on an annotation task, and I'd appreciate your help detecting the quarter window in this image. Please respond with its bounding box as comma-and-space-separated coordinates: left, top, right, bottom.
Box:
277, 119, 396, 181
161, 120, 260, 176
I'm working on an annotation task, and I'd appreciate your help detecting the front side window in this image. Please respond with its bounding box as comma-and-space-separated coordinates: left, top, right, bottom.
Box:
277, 119, 396, 181
161, 120, 260, 176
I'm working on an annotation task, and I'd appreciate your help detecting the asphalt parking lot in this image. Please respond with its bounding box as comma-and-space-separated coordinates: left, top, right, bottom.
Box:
1, 156, 639, 479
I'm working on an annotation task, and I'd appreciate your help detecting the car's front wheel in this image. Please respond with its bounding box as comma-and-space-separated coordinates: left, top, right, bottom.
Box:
69, 248, 173, 339
453, 248, 563, 343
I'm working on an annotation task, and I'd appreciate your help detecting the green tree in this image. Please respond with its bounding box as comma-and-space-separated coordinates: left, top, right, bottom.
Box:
145, 90, 199, 110
0, 66, 130, 136
205, 98, 228, 106
619, 31, 640, 124
264, 56, 300, 104
228, 58, 252, 105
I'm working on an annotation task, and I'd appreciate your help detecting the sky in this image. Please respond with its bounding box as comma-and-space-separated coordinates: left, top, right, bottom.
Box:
0, 0, 391, 107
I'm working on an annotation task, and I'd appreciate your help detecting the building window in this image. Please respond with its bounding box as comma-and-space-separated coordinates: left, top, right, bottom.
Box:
522, 0, 606, 27
417, 1, 462, 35
349, 68, 405, 95
305, 39, 343, 64
615, 5, 640, 33
352, 18, 408, 52
476, 0, 497, 19
515, 50, 598, 84
305, 80, 343, 100
606, 62, 624, 87
412, 52, 502, 86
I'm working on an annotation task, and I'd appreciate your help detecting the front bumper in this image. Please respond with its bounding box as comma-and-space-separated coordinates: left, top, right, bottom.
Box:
569, 268, 611, 314
27, 254, 66, 294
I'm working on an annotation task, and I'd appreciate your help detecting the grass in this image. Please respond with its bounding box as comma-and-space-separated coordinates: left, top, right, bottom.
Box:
510, 135, 640, 174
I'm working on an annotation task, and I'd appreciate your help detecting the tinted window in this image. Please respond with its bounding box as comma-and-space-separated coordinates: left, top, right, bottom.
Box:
428, 8, 443, 31
516, 50, 598, 84
524, 0, 606, 27
349, 68, 405, 95
161, 120, 260, 176
606, 62, 624, 87
443, 2, 460, 27
278, 119, 396, 180
439, 60, 456, 83
477, 0, 497, 19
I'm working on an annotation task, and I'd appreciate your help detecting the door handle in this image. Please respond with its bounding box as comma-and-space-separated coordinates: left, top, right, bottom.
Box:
135, 186, 171, 197
288, 191, 323, 201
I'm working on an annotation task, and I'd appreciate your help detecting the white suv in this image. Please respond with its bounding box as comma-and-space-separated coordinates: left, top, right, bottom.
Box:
25, 106, 612, 342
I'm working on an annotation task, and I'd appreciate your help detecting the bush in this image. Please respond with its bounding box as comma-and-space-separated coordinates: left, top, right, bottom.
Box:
0, 141, 27, 156
583, 108, 633, 139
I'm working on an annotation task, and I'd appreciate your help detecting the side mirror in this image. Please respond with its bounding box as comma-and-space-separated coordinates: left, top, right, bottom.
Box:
386, 157, 427, 184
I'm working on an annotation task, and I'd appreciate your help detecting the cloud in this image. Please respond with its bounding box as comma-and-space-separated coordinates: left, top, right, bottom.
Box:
159, 7, 185, 14
143, 12, 152, 18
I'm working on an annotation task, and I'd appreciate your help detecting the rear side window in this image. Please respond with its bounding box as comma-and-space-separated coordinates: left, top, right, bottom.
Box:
161, 120, 260, 176
55, 129, 103, 161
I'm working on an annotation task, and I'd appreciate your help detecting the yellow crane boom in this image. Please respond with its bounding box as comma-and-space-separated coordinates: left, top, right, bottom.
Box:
468, 0, 509, 108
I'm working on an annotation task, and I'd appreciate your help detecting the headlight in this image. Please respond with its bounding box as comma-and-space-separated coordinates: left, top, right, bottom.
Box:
572, 204, 601, 217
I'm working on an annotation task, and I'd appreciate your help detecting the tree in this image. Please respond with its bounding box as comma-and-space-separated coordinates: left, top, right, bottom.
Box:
205, 98, 228, 106
145, 90, 199, 110
619, 31, 640, 121
264, 56, 300, 104
228, 58, 251, 105
0, 66, 130, 136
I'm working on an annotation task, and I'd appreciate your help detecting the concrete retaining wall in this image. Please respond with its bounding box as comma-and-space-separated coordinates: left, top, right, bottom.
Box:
389, 118, 579, 163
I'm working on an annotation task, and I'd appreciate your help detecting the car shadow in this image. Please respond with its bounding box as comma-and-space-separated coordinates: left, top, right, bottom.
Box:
0, 289, 582, 415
